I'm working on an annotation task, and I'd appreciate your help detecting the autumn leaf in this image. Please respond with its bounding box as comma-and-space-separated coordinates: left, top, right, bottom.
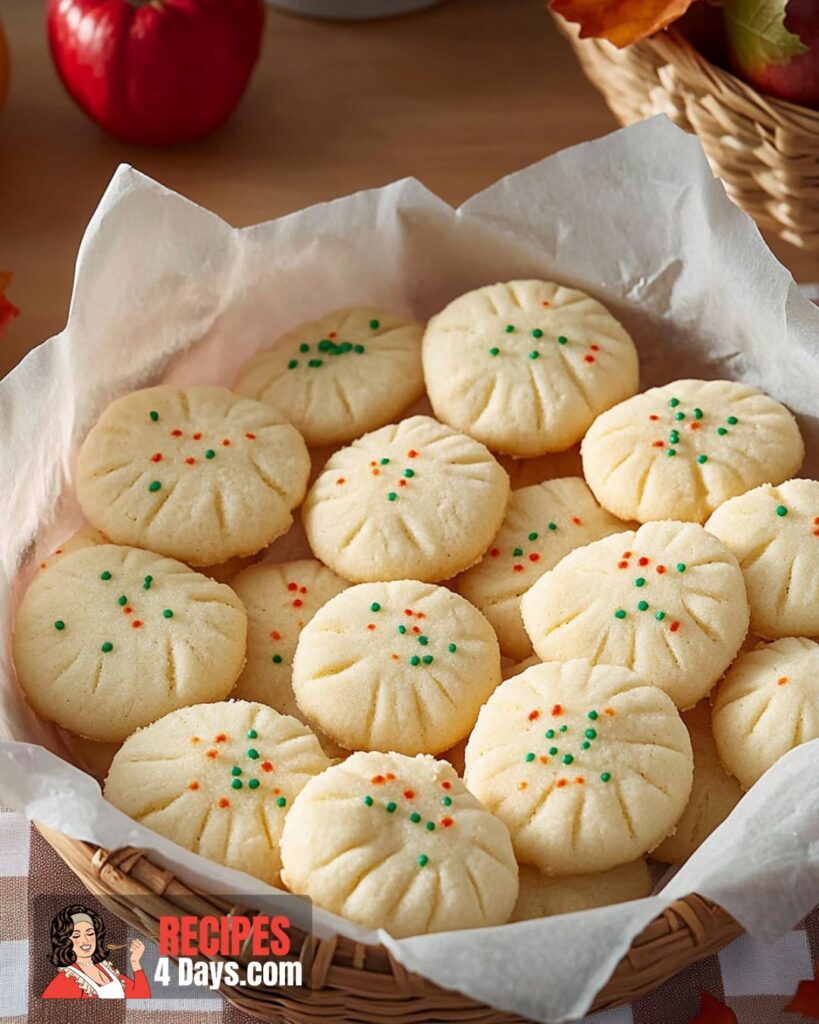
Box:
549, 0, 695, 48
785, 963, 819, 1019
688, 990, 738, 1024
0, 272, 19, 338
723, 0, 808, 71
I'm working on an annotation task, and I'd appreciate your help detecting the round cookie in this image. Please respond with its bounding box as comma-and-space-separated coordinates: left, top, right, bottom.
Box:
511, 859, 652, 921
422, 280, 639, 457
455, 477, 630, 660
104, 701, 330, 886
464, 659, 693, 875
705, 479, 819, 639
581, 379, 804, 524
13, 544, 247, 743
280, 751, 518, 937
711, 637, 819, 790
520, 521, 750, 709
292, 580, 501, 754
233, 307, 424, 447
302, 415, 510, 583
76, 385, 310, 566
653, 702, 743, 864
35, 525, 110, 572
498, 446, 583, 490
231, 560, 348, 717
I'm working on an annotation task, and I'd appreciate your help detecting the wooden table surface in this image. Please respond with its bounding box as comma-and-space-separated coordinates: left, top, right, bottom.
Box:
0, 0, 815, 378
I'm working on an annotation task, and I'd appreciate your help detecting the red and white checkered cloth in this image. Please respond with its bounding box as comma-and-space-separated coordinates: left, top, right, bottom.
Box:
2, 809, 816, 1023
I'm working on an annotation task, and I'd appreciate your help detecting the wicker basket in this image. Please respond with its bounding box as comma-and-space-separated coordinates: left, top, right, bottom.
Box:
555, 19, 819, 252
36, 821, 743, 1021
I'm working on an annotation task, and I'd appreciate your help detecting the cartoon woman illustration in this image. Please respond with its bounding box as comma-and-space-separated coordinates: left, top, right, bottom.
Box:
41, 904, 151, 999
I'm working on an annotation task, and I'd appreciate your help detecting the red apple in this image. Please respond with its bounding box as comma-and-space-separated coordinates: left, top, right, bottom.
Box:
726, 0, 819, 110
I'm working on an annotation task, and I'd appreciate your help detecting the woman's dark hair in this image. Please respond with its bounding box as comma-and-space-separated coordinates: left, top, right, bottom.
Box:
48, 904, 110, 966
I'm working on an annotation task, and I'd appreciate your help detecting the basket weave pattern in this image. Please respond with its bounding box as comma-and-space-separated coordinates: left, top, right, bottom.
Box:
36, 822, 742, 1020
557, 22, 819, 251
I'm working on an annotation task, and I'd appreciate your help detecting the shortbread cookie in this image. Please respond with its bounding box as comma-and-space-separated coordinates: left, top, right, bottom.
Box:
231, 560, 347, 717
35, 525, 109, 572
498, 446, 583, 490
465, 659, 693, 875
292, 580, 501, 754
511, 859, 652, 921
520, 521, 750, 708
712, 637, 819, 790
455, 478, 630, 660
76, 385, 310, 565
706, 479, 819, 639
422, 280, 639, 456
653, 702, 742, 864
280, 751, 518, 936
104, 701, 330, 886
302, 415, 509, 582
13, 545, 247, 743
233, 308, 424, 446
582, 379, 804, 524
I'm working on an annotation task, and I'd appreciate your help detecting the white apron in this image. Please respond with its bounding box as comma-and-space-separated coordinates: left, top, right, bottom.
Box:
65, 963, 126, 999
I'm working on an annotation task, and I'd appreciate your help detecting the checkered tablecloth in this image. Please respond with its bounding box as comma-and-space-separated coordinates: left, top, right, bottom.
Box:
1, 808, 816, 1024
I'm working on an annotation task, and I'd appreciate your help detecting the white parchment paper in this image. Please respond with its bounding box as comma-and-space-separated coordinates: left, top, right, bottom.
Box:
1, 116, 818, 1023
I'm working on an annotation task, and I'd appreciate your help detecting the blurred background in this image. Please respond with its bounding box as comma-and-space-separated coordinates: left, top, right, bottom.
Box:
0, 0, 816, 379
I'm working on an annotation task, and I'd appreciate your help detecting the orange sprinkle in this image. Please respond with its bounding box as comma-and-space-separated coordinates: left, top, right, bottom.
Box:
656, 565, 666, 574
513, 564, 524, 573
371, 468, 381, 476
441, 781, 452, 790
215, 733, 227, 743
398, 479, 407, 487
193, 432, 202, 440
188, 782, 200, 791
261, 761, 273, 772
572, 517, 582, 525
391, 653, 399, 661
551, 704, 563, 716
575, 777, 585, 785
370, 461, 377, 467
190, 736, 201, 744
270, 630, 281, 640
416, 612, 426, 619
604, 707, 615, 716
440, 817, 454, 828
151, 452, 163, 462
529, 553, 540, 562
222, 439, 231, 446
245, 433, 256, 440
171, 429, 183, 437
55, 549, 63, 555
185, 457, 196, 465
556, 779, 567, 788
670, 621, 681, 633
298, 620, 304, 628
218, 798, 230, 808
541, 300, 550, 307
273, 788, 281, 795
39, 562, 48, 569
778, 676, 789, 686
206, 749, 218, 759
690, 422, 701, 431
371, 774, 386, 784
123, 606, 132, 614
652, 441, 665, 448
386, 773, 395, 780
131, 620, 143, 629
328, 332, 337, 339
623, 551, 632, 558
618, 560, 629, 569
517, 781, 528, 791
815, 518, 819, 525
407, 449, 419, 458
336, 477, 346, 485
412, 626, 421, 634
539, 756, 550, 764
367, 623, 376, 631
403, 789, 415, 799
814, 529, 819, 537
528, 710, 540, 721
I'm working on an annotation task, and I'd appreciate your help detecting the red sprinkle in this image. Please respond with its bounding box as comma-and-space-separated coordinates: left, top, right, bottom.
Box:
288, 583, 298, 592
556, 779, 567, 788
669, 621, 681, 633
412, 626, 421, 634
814, 529, 819, 537
416, 613, 426, 619
652, 441, 665, 448
572, 517, 582, 525
185, 457, 196, 465
328, 332, 337, 339
513, 564, 524, 573
300, 587, 307, 594
649, 415, 659, 421
440, 817, 454, 828
490, 548, 501, 558
131, 620, 143, 629
222, 439, 231, 446
815, 518, 819, 525
441, 781, 452, 790
398, 479, 407, 487
206, 750, 218, 759
690, 422, 701, 431
618, 560, 629, 569
261, 762, 273, 772
656, 565, 666, 574
590, 344, 600, 351
404, 609, 414, 616
407, 450, 419, 458
584, 355, 595, 364
403, 789, 415, 799
528, 710, 540, 721
151, 453, 163, 462
245, 433, 256, 440
529, 553, 540, 562
371, 775, 386, 785
218, 798, 230, 808
541, 300, 550, 307
367, 623, 376, 631
270, 630, 281, 640
171, 429, 183, 437
55, 549, 63, 555
188, 782, 200, 791
123, 606, 132, 614
551, 704, 563, 716
293, 599, 303, 608
336, 477, 346, 485
639, 557, 649, 566
193, 432, 202, 440
215, 734, 227, 743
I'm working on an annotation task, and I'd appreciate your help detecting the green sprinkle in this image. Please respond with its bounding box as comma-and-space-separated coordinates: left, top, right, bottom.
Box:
694, 408, 703, 419
426, 821, 435, 831
100, 571, 112, 581
288, 360, 298, 369
353, 344, 365, 354
364, 795, 374, 806
248, 778, 260, 789
418, 854, 429, 867
669, 397, 680, 408
698, 455, 708, 464
118, 595, 127, 606
669, 431, 679, 444
548, 522, 557, 531
369, 319, 380, 330
489, 347, 500, 356
525, 752, 535, 762
231, 779, 243, 790
513, 547, 524, 557
398, 625, 407, 635
600, 772, 612, 783
410, 655, 421, 666
442, 796, 452, 806
545, 729, 555, 739
717, 427, 728, 436
247, 748, 259, 759
387, 492, 397, 502
528, 350, 540, 360
559, 725, 568, 733
418, 635, 429, 645
205, 449, 215, 459
143, 575, 153, 589
637, 600, 649, 611
562, 754, 574, 765
504, 324, 515, 333
635, 577, 646, 588
776, 505, 788, 517
299, 343, 310, 353
410, 811, 421, 822
422, 655, 433, 665
615, 609, 627, 619
585, 728, 597, 739
148, 480, 161, 492
448, 643, 457, 653
403, 468, 415, 479
727, 416, 738, 425
676, 563, 686, 573
667, 449, 677, 457
675, 411, 685, 421
308, 358, 323, 368
163, 608, 174, 618
549, 747, 558, 756
532, 328, 543, 339
370, 602, 381, 612
149, 410, 159, 422
581, 741, 590, 750
101, 642, 113, 653
380, 457, 390, 465
386, 802, 397, 813
276, 797, 287, 808
557, 335, 568, 345
272, 654, 283, 664
528, 532, 538, 541
656, 611, 666, 621
318, 339, 332, 351
231, 766, 242, 776
54, 620, 65, 631
588, 711, 598, 720
247, 730, 257, 739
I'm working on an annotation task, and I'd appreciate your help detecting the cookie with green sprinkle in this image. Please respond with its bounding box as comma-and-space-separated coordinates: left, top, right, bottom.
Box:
233, 307, 425, 447
280, 751, 518, 937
